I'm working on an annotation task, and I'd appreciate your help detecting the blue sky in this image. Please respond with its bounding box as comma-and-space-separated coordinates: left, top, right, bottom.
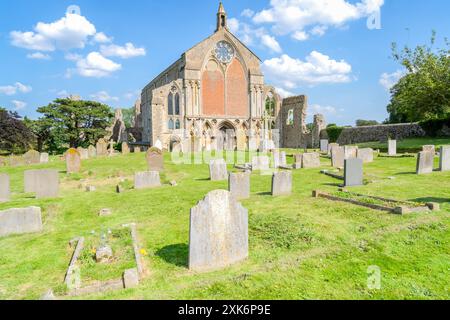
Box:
0, 0, 448, 125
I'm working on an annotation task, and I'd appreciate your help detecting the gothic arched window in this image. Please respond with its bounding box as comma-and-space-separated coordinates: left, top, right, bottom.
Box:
168, 119, 174, 130
265, 95, 275, 117
168, 92, 174, 115
175, 93, 180, 115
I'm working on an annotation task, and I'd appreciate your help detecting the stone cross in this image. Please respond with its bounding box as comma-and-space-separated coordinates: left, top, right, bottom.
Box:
189, 190, 248, 272
344, 158, 363, 187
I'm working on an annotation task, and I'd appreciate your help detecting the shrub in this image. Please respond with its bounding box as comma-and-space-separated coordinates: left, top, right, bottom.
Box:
419, 118, 450, 137
326, 125, 345, 143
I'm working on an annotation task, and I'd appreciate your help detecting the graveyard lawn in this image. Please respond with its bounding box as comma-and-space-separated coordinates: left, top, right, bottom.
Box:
0, 149, 449, 300
353, 137, 450, 154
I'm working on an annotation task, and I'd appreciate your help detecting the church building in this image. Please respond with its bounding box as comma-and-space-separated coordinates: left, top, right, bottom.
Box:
138, 3, 286, 151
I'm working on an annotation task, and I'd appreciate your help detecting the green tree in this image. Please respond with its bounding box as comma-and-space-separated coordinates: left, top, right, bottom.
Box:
36, 99, 114, 150
356, 119, 379, 127
0, 107, 35, 154
122, 107, 135, 128
387, 32, 450, 123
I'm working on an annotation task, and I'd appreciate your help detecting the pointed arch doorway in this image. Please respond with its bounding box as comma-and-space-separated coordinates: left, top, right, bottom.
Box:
217, 121, 236, 151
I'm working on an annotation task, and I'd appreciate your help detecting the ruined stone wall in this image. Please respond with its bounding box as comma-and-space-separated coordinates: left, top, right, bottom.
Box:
281, 95, 308, 148
333, 123, 426, 145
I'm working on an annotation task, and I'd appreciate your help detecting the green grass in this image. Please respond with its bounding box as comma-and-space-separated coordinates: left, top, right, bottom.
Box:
353, 137, 450, 153
0, 143, 449, 300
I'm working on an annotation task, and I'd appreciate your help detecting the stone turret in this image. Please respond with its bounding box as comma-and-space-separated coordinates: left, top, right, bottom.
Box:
216, 2, 227, 32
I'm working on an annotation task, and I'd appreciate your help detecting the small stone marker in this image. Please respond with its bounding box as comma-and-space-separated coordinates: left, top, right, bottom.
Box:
344, 146, 358, 159
40, 153, 49, 164
0, 206, 42, 237
422, 145, 435, 155
357, 148, 374, 163
77, 147, 89, 160
344, 159, 364, 187
85, 186, 96, 192
88, 145, 97, 158
96, 138, 108, 156
122, 142, 130, 155
116, 184, 124, 193
96, 245, 113, 263
23, 150, 41, 165
189, 190, 248, 272
99, 208, 112, 216
209, 159, 228, 181
146, 147, 164, 172
123, 268, 139, 288
229, 172, 250, 200
66, 148, 81, 174
416, 151, 434, 175
302, 152, 321, 168
251, 156, 270, 171
36, 170, 59, 199
40, 290, 56, 301
320, 140, 329, 153
388, 139, 397, 156
169, 180, 178, 187
134, 171, 161, 189
331, 146, 345, 168
133, 146, 141, 153
439, 146, 450, 172
271, 171, 292, 196
0, 173, 10, 203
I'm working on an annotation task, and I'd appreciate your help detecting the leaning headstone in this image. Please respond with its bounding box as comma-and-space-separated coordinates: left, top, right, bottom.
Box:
229, 172, 250, 200
88, 145, 97, 158
77, 147, 89, 160
331, 146, 345, 168
0, 173, 10, 203
66, 148, 81, 174
146, 147, 164, 172
439, 146, 450, 172
302, 153, 321, 168
96, 139, 108, 156
416, 151, 434, 175
209, 159, 228, 181
35, 170, 59, 199
134, 171, 161, 189
320, 140, 329, 153
344, 146, 358, 159
0, 207, 42, 238
344, 159, 364, 187
189, 190, 248, 272
122, 142, 130, 155
357, 148, 374, 163
23, 150, 41, 165
271, 171, 292, 196
422, 145, 435, 155
251, 156, 270, 171
388, 139, 397, 156
40, 153, 49, 164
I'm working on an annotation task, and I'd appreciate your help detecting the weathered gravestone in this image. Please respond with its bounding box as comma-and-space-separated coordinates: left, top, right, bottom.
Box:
37, 170, 59, 199
357, 148, 374, 163
40, 153, 49, 164
0, 173, 10, 203
0, 206, 42, 238
273, 150, 287, 168
96, 139, 108, 156
422, 145, 436, 155
189, 190, 248, 272
66, 148, 81, 174
271, 171, 292, 196
344, 158, 364, 187
439, 146, 450, 172
24, 170, 39, 193
328, 143, 339, 156
209, 159, 228, 181
123, 268, 139, 289
251, 156, 270, 171
146, 147, 164, 172
331, 146, 345, 168
388, 140, 397, 156
320, 140, 329, 153
344, 146, 358, 159
416, 151, 434, 175
122, 142, 130, 155
302, 153, 321, 168
23, 150, 41, 165
134, 171, 161, 189
88, 145, 97, 158
0, 157, 6, 167
229, 172, 250, 200
133, 146, 141, 153
77, 147, 89, 160
293, 154, 303, 169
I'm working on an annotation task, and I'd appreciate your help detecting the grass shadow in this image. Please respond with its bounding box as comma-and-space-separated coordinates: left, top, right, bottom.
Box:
409, 197, 450, 204
156, 243, 189, 268
323, 183, 342, 187
194, 178, 210, 181
395, 172, 416, 175
257, 191, 272, 196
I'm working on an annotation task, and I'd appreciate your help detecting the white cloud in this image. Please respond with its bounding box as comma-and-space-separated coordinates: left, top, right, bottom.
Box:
252, 0, 384, 39
380, 70, 404, 91
0, 82, 32, 95
11, 100, 27, 110
241, 9, 255, 18
27, 52, 52, 60
65, 53, 83, 61
275, 87, 294, 98
90, 91, 119, 102
310, 104, 339, 115
292, 31, 309, 41
100, 43, 146, 59
10, 12, 96, 51
262, 51, 353, 88
227, 18, 282, 53
93, 32, 113, 44
74, 52, 122, 78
